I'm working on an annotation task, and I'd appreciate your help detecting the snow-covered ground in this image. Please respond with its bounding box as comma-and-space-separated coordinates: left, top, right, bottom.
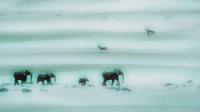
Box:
0, 0, 200, 111
0, 83, 200, 112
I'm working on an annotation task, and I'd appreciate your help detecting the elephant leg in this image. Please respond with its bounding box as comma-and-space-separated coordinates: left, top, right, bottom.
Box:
102, 80, 107, 86
22, 80, 25, 84
17, 80, 19, 85
14, 79, 18, 85
23, 80, 26, 84
42, 81, 45, 85
17, 80, 20, 85
116, 79, 120, 86
47, 79, 52, 85
111, 80, 115, 86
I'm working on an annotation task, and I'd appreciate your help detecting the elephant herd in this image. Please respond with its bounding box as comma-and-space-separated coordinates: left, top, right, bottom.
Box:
14, 70, 56, 85
13, 69, 124, 86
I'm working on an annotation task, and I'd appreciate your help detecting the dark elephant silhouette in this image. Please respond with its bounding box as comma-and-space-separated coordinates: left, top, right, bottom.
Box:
13, 70, 32, 85
79, 77, 89, 86
97, 45, 108, 51
37, 73, 56, 85
145, 28, 155, 36
102, 69, 124, 86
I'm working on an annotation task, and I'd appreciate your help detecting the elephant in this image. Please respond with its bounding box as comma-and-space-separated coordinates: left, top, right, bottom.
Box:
37, 73, 56, 85
79, 77, 89, 86
102, 69, 124, 86
13, 70, 32, 85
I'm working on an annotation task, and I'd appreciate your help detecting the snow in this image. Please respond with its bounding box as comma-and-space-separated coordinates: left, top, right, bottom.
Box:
0, 83, 200, 112
0, 82, 200, 105
0, 0, 200, 111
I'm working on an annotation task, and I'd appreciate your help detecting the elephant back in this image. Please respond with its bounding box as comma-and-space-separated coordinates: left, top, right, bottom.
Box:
13, 71, 27, 80
14, 71, 25, 77
38, 73, 49, 77
102, 71, 116, 76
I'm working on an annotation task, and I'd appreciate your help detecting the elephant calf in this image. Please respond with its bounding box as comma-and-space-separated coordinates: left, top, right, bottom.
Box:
79, 77, 89, 86
37, 73, 56, 85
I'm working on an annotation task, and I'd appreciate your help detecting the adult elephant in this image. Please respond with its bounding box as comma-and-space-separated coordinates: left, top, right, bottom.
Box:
79, 77, 89, 86
102, 69, 124, 86
37, 73, 56, 85
13, 70, 32, 85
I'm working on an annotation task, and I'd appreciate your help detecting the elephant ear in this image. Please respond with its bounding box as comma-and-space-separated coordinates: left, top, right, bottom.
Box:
25, 70, 31, 74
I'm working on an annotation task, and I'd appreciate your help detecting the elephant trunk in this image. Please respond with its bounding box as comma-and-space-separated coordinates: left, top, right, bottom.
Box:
122, 74, 124, 87
54, 76, 56, 83
30, 74, 33, 84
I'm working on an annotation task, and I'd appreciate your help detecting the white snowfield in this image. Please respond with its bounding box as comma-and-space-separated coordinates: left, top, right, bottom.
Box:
0, 83, 200, 112
0, 0, 200, 112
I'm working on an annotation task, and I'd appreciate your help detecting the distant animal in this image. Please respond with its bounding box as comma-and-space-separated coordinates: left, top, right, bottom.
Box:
145, 28, 155, 36
79, 77, 89, 86
186, 80, 192, 83
13, 70, 32, 85
164, 83, 173, 87
97, 45, 108, 51
102, 69, 124, 86
37, 73, 56, 85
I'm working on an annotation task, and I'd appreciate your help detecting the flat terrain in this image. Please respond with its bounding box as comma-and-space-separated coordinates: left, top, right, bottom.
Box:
0, 0, 200, 111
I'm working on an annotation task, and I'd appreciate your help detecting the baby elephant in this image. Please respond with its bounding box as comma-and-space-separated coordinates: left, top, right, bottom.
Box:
37, 73, 56, 85
79, 77, 89, 86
